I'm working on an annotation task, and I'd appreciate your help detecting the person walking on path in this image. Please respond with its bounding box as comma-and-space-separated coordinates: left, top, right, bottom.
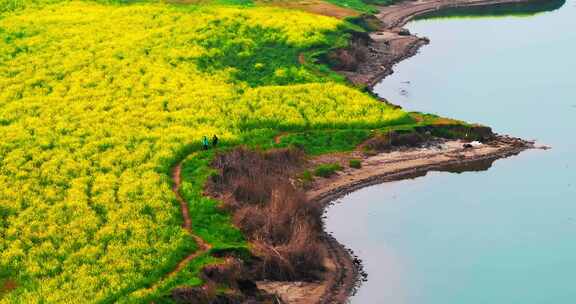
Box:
202, 136, 209, 151
212, 134, 219, 148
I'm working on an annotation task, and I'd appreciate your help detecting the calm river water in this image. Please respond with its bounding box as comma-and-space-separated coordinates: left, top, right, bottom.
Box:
326, 1, 576, 303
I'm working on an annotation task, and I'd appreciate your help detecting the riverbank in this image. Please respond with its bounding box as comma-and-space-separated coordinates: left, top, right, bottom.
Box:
308, 136, 536, 205
314, 136, 538, 302
259, 0, 544, 303
257, 134, 536, 303
341, 0, 546, 88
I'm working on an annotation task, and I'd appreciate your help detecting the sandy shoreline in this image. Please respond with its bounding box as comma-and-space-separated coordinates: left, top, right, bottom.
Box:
308, 136, 533, 205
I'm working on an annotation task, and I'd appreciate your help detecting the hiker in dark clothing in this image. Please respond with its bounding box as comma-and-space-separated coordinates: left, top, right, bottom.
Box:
212, 134, 219, 148
202, 136, 209, 150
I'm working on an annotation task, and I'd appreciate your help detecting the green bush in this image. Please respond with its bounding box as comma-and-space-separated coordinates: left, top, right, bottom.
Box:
276, 129, 373, 155
301, 170, 314, 183
349, 158, 362, 169
314, 163, 343, 177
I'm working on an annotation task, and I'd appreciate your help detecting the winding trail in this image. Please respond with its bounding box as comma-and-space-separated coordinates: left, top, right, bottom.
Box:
143, 157, 212, 295
165, 162, 211, 275
171, 162, 211, 252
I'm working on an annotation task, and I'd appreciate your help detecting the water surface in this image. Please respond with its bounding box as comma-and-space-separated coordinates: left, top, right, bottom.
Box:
326, 1, 576, 303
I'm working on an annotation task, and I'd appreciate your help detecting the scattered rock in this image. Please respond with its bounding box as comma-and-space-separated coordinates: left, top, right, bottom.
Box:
398, 28, 411, 36
536, 144, 552, 150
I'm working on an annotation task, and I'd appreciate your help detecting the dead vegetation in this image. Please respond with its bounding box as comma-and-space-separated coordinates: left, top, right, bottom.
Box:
172, 284, 218, 304
359, 130, 426, 153
172, 257, 280, 303
323, 32, 373, 72
207, 147, 326, 282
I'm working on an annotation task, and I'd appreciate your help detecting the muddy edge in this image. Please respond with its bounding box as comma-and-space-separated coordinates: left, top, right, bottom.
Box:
316, 0, 538, 303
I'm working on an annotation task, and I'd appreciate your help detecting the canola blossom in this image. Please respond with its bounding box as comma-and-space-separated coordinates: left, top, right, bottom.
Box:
0, 2, 409, 302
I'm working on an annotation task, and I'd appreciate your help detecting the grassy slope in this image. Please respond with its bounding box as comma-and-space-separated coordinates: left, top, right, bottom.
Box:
0, 0, 429, 302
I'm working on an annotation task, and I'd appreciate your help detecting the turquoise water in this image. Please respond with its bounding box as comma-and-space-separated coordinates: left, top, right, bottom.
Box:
326, 1, 576, 303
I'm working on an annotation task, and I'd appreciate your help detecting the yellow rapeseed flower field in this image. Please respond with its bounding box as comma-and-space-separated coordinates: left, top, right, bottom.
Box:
0, 1, 409, 302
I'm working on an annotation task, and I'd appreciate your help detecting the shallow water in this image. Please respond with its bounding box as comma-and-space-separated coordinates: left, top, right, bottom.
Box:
326, 1, 576, 303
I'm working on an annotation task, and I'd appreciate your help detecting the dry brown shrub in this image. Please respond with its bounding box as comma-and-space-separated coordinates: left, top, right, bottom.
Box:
360, 131, 426, 153
277, 222, 325, 280
251, 221, 324, 281
208, 147, 325, 282
172, 283, 215, 304
232, 176, 272, 205
201, 258, 243, 286
232, 205, 267, 238
360, 132, 393, 152
262, 147, 305, 169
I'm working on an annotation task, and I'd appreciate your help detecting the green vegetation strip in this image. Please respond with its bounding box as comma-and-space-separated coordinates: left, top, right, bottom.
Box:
314, 163, 344, 177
